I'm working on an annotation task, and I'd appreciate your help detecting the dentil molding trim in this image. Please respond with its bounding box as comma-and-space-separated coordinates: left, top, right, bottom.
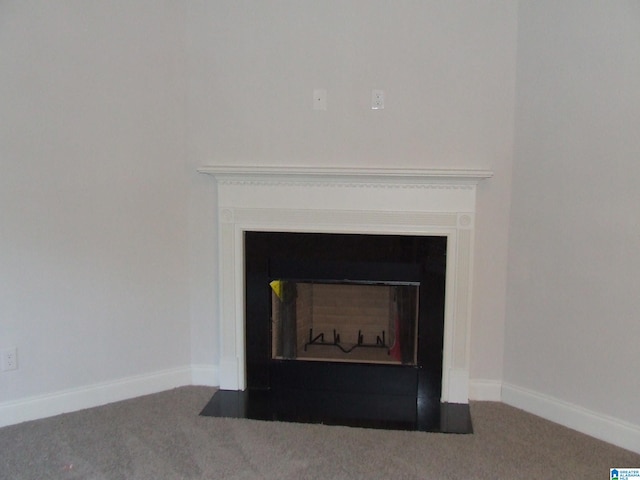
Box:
197, 165, 493, 187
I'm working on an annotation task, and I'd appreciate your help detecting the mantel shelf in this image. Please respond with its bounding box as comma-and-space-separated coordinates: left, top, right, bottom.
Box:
197, 165, 493, 185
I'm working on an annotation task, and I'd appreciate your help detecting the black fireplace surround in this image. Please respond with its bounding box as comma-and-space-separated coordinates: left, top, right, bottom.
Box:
201, 231, 472, 433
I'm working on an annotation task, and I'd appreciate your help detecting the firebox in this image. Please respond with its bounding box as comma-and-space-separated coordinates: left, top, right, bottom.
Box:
227, 230, 463, 431
270, 280, 419, 366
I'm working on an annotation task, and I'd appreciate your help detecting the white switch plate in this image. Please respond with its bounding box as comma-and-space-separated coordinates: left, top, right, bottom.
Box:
313, 89, 327, 110
372, 89, 384, 110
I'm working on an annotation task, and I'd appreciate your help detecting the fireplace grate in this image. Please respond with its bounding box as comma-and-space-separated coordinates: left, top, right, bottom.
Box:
242, 231, 463, 431
303, 328, 388, 354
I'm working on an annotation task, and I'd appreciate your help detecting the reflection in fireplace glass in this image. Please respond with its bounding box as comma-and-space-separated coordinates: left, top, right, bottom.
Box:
271, 280, 419, 365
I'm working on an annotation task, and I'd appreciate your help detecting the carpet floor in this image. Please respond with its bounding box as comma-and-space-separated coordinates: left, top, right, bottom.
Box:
0, 386, 638, 479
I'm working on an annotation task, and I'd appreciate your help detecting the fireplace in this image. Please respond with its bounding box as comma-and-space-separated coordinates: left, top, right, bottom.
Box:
197, 165, 492, 431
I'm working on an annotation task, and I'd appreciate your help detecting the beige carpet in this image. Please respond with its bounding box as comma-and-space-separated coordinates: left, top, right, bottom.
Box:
0, 386, 638, 479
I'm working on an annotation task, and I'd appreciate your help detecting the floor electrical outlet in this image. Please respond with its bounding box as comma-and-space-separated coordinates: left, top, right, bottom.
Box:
1, 347, 17, 371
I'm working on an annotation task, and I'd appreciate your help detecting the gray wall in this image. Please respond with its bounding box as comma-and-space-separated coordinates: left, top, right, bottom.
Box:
1, 1, 191, 403
506, 0, 640, 427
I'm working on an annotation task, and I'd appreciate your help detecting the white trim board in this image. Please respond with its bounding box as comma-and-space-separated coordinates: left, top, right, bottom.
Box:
190, 364, 219, 387
502, 382, 640, 454
0, 365, 217, 429
468, 379, 502, 401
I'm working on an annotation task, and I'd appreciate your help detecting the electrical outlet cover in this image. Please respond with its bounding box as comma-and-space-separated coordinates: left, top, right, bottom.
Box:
372, 89, 384, 110
2, 347, 17, 371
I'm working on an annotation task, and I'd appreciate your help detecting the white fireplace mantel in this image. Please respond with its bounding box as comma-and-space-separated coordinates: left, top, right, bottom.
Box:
197, 165, 493, 185
199, 165, 493, 404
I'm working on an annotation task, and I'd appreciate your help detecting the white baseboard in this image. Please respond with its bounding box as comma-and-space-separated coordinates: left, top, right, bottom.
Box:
190, 364, 219, 386
0, 365, 217, 429
4, 369, 638, 454
469, 379, 502, 401
502, 382, 640, 454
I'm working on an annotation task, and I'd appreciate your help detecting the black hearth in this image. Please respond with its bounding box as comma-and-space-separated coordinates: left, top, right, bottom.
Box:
201, 231, 472, 433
